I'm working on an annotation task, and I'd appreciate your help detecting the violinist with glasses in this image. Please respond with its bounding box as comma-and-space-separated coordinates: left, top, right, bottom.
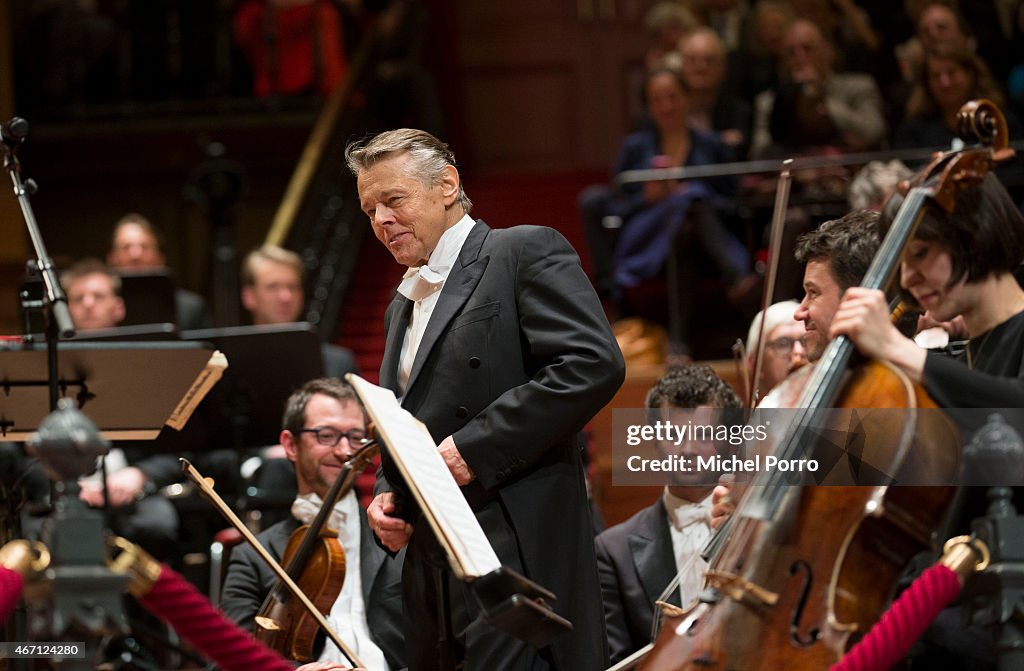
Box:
220, 378, 406, 671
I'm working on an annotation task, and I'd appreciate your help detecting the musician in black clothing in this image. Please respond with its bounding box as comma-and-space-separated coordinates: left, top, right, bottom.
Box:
220, 378, 405, 671
833, 172, 1024, 669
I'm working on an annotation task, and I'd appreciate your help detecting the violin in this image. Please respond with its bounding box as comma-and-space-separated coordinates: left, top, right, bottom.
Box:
181, 441, 379, 668
642, 100, 1012, 671
254, 439, 380, 662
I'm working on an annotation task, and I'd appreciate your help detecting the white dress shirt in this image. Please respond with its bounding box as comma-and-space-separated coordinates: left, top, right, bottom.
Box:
291, 490, 390, 670
396, 213, 476, 393
662, 488, 713, 609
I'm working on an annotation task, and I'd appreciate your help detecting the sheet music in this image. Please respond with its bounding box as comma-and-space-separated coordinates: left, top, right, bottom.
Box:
166, 350, 228, 430
347, 374, 501, 579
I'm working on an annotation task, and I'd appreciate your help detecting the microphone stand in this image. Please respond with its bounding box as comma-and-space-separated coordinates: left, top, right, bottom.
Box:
1, 117, 78, 671
1, 117, 76, 412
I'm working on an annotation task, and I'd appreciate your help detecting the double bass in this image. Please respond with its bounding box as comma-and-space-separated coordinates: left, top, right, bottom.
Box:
643, 99, 1012, 670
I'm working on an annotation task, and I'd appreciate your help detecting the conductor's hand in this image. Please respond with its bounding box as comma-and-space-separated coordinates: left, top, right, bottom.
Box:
296, 662, 365, 671
710, 474, 735, 531
368, 492, 413, 552
438, 435, 475, 485
79, 467, 147, 508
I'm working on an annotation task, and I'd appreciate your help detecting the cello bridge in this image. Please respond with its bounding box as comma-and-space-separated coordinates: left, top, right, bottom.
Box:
705, 570, 779, 607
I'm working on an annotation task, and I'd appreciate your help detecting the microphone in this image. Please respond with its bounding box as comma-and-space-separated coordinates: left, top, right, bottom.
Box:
0, 117, 29, 145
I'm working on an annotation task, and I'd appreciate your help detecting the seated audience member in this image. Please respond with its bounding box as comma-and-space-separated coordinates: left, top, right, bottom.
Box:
745, 300, 807, 399
679, 27, 752, 160
220, 378, 405, 671
62, 259, 180, 560
750, 19, 887, 159
762, 76, 852, 201
107, 213, 212, 331
914, 1, 974, 57
580, 67, 752, 356
595, 364, 740, 665
788, 0, 881, 74
848, 160, 914, 212
733, 0, 792, 100
911, 0, 1016, 86
892, 44, 1023, 201
643, 2, 699, 71
241, 245, 358, 379
690, 0, 753, 57
887, 1, 975, 128
892, 45, 1019, 152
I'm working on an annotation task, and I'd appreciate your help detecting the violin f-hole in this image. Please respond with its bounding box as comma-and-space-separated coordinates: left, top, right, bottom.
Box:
788, 560, 820, 647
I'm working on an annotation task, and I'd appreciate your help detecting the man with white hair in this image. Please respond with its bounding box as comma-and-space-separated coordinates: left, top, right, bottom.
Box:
745, 299, 806, 399
847, 160, 913, 212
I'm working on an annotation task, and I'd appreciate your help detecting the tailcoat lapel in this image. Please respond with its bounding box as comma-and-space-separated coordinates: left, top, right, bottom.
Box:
380, 296, 412, 394
628, 503, 681, 608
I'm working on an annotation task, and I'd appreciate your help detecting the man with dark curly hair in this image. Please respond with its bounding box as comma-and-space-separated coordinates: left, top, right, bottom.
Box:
595, 364, 740, 665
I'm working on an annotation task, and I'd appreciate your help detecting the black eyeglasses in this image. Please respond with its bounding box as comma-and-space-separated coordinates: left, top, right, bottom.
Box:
299, 427, 367, 447
765, 336, 807, 355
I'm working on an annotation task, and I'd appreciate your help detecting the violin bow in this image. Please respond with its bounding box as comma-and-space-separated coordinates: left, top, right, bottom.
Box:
748, 159, 794, 409
180, 458, 366, 669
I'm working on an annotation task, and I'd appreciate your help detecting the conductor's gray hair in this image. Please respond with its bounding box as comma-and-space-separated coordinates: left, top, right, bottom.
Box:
345, 128, 472, 214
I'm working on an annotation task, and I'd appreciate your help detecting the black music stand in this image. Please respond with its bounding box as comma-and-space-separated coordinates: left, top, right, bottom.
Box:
5, 344, 216, 671
179, 322, 324, 449
65, 323, 180, 342
25, 323, 181, 344
116, 270, 178, 327
0, 340, 216, 442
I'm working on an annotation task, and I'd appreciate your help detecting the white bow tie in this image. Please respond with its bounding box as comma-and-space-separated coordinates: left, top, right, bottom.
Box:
398, 265, 448, 302
670, 500, 711, 533
291, 493, 347, 531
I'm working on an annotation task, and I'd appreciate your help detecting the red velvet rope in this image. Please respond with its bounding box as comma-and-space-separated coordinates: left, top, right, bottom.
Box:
831, 564, 962, 671
137, 564, 295, 671
0, 566, 24, 625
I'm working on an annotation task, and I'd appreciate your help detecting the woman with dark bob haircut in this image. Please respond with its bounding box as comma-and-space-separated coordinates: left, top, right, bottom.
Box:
829, 171, 1024, 409
828, 169, 1024, 668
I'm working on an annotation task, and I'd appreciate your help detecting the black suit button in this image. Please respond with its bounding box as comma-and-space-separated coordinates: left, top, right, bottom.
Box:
496, 470, 506, 481
469, 356, 481, 369
455, 406, 468, 419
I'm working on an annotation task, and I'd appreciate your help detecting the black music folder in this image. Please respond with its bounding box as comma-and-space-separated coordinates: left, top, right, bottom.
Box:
116, 270, 178, 327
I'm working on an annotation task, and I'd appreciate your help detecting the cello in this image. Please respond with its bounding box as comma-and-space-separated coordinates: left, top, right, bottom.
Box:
642, 99, 1012, 670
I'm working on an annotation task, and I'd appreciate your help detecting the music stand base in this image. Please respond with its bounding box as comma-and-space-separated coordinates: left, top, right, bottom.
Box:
471, 566, 572, 649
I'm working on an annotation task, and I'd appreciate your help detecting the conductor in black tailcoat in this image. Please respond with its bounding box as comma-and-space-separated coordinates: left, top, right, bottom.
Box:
348, 128, 625, 671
